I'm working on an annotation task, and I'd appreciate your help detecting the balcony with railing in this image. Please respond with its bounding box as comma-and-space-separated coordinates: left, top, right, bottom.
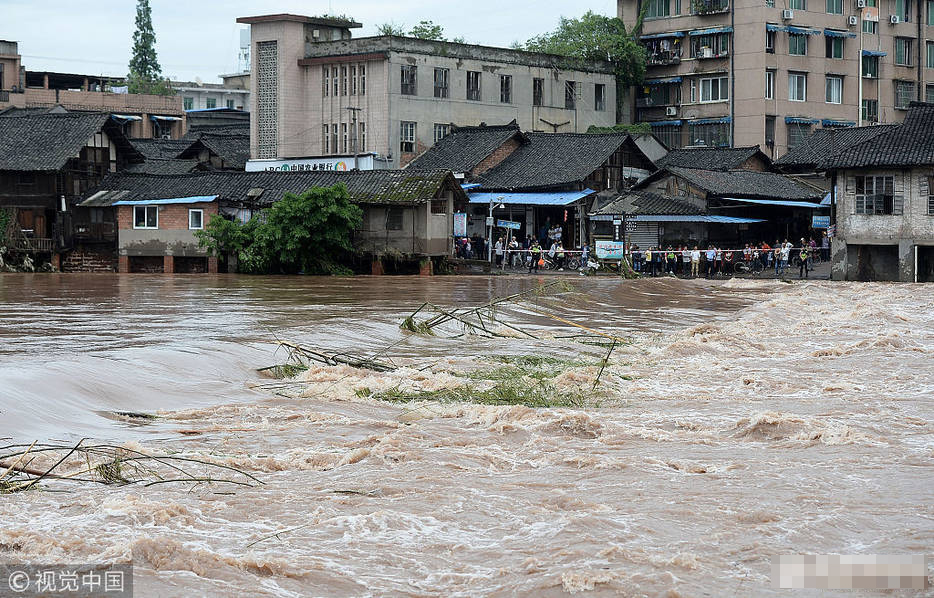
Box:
72, 221, 116, 242
692, 0, 729, 14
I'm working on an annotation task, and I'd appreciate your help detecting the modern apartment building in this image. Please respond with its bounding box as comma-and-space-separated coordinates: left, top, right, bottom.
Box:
620, 0, 934, 156
172, 80, 250, 111
236, 14, 618, 167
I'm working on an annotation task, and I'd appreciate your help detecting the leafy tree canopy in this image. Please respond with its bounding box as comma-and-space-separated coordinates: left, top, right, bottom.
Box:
409, 20, 446, 41
197, 185, 363, 275
587, 123, 652, 134
377, 22, 406, 36
127, 0, 174, 95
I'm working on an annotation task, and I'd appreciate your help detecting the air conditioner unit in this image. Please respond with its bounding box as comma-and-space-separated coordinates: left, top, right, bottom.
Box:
702, 47, 713, 57
782, 8, 794, 19
848, 15, 859, 25
855, 0, 866, 7
889, 14, 900, 22
666, 106, 678, 116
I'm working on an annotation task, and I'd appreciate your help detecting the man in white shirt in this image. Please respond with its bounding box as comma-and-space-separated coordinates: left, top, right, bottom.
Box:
705, 247, 716, 278
690, 246, 701, 278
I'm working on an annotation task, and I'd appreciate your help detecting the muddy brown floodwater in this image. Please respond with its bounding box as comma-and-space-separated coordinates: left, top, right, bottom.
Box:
0, 274, 931, 597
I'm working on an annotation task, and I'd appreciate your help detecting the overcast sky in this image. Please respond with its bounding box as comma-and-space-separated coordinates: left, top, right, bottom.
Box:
3, 0, 617, 83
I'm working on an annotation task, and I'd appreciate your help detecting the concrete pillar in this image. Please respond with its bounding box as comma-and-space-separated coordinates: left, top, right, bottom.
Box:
51, 253, 61, 271
118, 255, 129, 273
419, 258, 433, 276
163, 255, 174, 274
898, 239, 915, 282
207, 256, 218, 274
82, 77, 89, 91
371, 258, 384, 275
42, 73, 48, 89
830, 238, 847, 281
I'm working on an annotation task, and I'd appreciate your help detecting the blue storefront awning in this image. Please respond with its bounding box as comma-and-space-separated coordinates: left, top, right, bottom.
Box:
640, 31, 685, 39
786, 26, 822, 35
824, 28, 857, 38
111, 114, 142, 122
689, 116, 731, 125
689, 26, 733, 36
821, 119, 855, 127
589, 214, 765, 223
649, 120, 684, 127
785, 116, 819, 125
720, 197, 823, 208
461, 183, 482, 191
821, 192, 833, 206
644, 76, 683, 85
113, 195, 219, 206
766, 23, 786, 32
149, 115, 183, 121
468, 189, 595, 206
862, 50, 887, 56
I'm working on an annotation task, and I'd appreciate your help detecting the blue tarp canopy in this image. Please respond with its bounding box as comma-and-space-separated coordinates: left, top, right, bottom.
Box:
689, 26, 733, 35
111, 114, 142, 121
690, 116, 731, 125
766, 23, 785, 31
590, 214, 765, 223
862, 49, 887, 56
468, 189, 595, 206
824, 28, 857, 38
649, 120, 683, 127
785, 116, 819, 124
149, 115, 183, 121
461, 183, 482, 191
821, 192, 832, 206
720, 197, 823, 208
113, 195, 219, 206
640, 31, 685, 39
821, 119, 855, 127
786, 26, 822, 35
645, 76, 683, 85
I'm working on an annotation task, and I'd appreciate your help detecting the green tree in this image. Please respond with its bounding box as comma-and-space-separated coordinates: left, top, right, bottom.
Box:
409, 20, 446, 41
523, 11, 647, 123
197, 185, 363, 275
127, 0, 173, 95
377, 22, 406, 36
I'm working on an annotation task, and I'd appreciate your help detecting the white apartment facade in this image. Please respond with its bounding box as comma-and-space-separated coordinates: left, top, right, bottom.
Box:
237, 14, 618, 167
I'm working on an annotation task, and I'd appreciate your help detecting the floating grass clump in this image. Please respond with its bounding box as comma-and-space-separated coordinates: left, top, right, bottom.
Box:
360, 378, 591, 409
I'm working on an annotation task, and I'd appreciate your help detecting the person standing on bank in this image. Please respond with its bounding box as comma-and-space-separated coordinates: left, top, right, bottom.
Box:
528, 240, 542, 273
799, 244, 810, 279
690, 246, 701, 278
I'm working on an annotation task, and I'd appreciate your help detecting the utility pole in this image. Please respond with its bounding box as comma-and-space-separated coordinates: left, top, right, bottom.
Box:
345, 106, 362, 170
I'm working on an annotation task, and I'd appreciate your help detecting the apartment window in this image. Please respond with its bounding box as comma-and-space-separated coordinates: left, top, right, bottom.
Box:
226, 99, 234, 109
765, 115, 776, 147
433, 123, 451, 142
533, 77, 544, 106
691, 33, 729, 58
895, 80, 915, 108
766, 69, 775, 99
323, 67, 330, 96
895, 38, 912, 66
358, 122, 366, 151
855, 175, 901, 215
862, 99, 879, 122
401, 65, 417, 95
766, 0, 775, 6
646, 0, 670, 17
341, 123, 348, 153
400, 121, 416, 153
789, 34, 807, 56
133, 205, 158, 229
332, 67, 338, 95
183, 97, 193, 110
331, 124, 338, 155
826, 0, 843, 13
652, 124, 682, 148
789, 72, 807, 101
322, 124, 330, 153
693, 0, 729, 13
895, 0, 911, 21
928, 83, 934, 102
500, 74, 512, 103
825, 75, 843, 103
206, 98, 217, 109
188, 209, 203, 230
359, 65, 366, 95
689, 122, 729, 146
565, 81, 577, 109
928, 41, 934, 67
467, 71, 481, 101
699, 76, 729, 102
789, 0, 806, 8
787, 123, 812, 150
595, 83, 606, 111
928, 176, 934, 214
340, 66, 348, 95
928, 0, 934, 24
862, 55, 879, 77
862, 20, 877, 33
431, 200, 448, 215
386, 208, 404, 230
766, 29, 776, 53
351, 65, 357, 95
826, 36, 844, 58
434, 68, 449, 98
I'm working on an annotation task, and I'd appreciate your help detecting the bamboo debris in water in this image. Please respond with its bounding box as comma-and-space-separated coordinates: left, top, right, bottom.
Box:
276, 341, 396, 373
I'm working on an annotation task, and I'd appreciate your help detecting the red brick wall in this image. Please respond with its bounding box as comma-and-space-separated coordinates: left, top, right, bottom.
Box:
471, 137, 521, 177
117, 202, 218, 231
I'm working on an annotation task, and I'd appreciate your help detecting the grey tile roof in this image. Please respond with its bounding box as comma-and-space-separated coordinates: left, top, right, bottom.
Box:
0, 112, 114, 171
664, 167, 823, 200
475, 133, 637, 190
79, 169, 463, 207
129, 138, 196, 160
655, 146, 768, 171
407, 123, 523, 173
597, 191, 704, 216
185, 132, 250, 169
774, 125, 898, 169
819, 102, 934, 169
124, 159, 202, 175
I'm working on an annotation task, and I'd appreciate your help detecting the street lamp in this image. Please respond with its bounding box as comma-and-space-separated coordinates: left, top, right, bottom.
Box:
488, 197, 504, 262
